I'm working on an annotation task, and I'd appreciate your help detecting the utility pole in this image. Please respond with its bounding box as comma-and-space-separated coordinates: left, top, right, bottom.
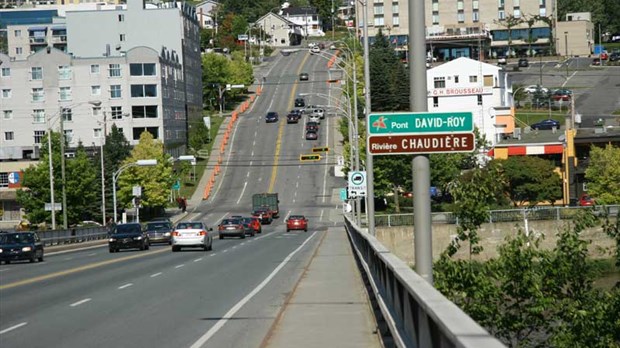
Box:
362, 0, 375, 235
331, 0, 335, 41
100, 111, 107, 226
410, 0, 433, 285
60, 107, 68, 229
47, 121, 56, 230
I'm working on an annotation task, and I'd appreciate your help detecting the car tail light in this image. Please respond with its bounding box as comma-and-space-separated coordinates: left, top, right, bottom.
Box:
172, 231, 180, 236
199, 230, 207, 236
218, 225, 224, 231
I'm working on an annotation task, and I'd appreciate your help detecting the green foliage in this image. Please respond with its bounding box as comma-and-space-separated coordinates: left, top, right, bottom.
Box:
202, 51, 254, 111
188, 120, 210, 154
103, 124, 132, 217
499, 156, 563, 206
369, 29, 409, 112
585, 144, 620, 204
64, 144, 99, 224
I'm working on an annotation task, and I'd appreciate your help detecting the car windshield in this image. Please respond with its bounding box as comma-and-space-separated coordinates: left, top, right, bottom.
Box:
0, 233, 34, 244
221, 219, 240, 225
112, 224, 142, 234
146, 222, 171, 231
176, 222, 204, 229
290, 215, 305, 220
242, 217, 254, 224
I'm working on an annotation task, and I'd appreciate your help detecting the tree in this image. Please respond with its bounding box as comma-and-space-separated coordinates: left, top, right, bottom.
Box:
202, 52, 231, 110
500, 156, 562, 206
188, 120, 210, 155
116, 132, 174, 212
369, 29, 408, 112
103, 124, 131, 218
65, 143, 99, 224
584, 144, 620, 204
494, 15, 523, 57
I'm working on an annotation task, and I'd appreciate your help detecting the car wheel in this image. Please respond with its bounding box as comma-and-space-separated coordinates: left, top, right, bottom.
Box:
30, 255, 36, 263
109, 248, 115, 253
38, 253, 44, 262
241, 234, 246, 239
219, 234, 224, 240
304, 229, 308, 232
287, 229, 290, 232
207, 241, 213, 251
172, 245, 180, 252
145, 242, 150, 250
5, 260, 10, 264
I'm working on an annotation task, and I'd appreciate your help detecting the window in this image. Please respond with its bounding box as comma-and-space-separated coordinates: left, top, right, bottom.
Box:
14, 29, 21, 37
477, 95, 483, 105
92, 107, 102, 116
91, 85, 101, 95
374, 16, 385, 26
130, 63, 156, 76
120, 34, 126, 42
34, 130, 45, 144
432, 2, 439, 11
111, 106, 123, 119
514, 0, 520, 5
32, 88, 44, 102
131, 84, 157, 97
33, 109, 45, 123
539, 8, 546, 16
3, 110, 12, 120
433, 96, 439, 107
433, 76, 446, 88
539, 0, 545, 6
58, 65, 71, 80
61, 107, 73, 122
472, 0, 479, 9
16, 47, 22, 55
392, 3, 399, 13
118, 14, 124, 22
454, 75, 459, 83
91, 64, 100, 74
109, 64, 121, 77
483, 75, 494, 87
5, 131, 14, 141
374, 5, 384, 15
457, 1, 464, 10
0, 173, 8, 188
94, 128, 102, 138
469, 75, 478, 83
110, 85, 122, 98
63, 130, 74, 144
392, 15, 399, 26
31, 67, 43, 80
1, 67, 10, 77
432, 14, 439, 25
473, 10, 480, 22
133, 127, 159, 140
2, 89, 10, 98
132, 105, 158, 118
498, 0, 505, 8
59, 87, 72, 101
514, 9, 521, 18
498, 10, 505, 20
457, 11, 464, 23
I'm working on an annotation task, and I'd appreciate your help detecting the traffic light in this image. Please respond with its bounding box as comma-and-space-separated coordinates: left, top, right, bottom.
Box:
311, 146, 329, 153
300, 154, 321, 162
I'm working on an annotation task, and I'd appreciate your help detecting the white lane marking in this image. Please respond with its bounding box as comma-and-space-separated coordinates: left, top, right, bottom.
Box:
46, 244, 106, 256
194, 258, 203, 262
246, 172, 250, 178
210, 253, 217, 257
222, 249, 229, 253
189, 231, 318, 348
296, 182, 299, 188
284, 210, 291, 220
320, 209, 324, 222
321, 115, 329, 204
150, 272, 162, 278
175, 264, 184, 269
0, 269, 8, 272
0, 322, 27, 335
240, 243, 245, 246
118, 283, 133, 289
70, 298, 92, 307
87, 253, 97, 256
236, 181, 248, 205
232, 246, 238, 249
64, 257, 74, 261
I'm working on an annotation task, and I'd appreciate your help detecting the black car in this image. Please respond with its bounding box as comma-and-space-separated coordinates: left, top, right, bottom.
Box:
305, 130, 318, 140
265, 111, 279, 123
0, 231, 44, 264
108, 223, 150, 253
305, 121, 319, 132
295, 98, 305, 107
610, 52, 620, 62
287, 112, 301, 123
299, 72, 309, 81
144, 221, 173, 244
518, 58, 529, 67
530, 119, 560, 130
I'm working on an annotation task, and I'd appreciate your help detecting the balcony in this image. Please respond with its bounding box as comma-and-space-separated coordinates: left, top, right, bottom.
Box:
29, 37, 47, 45
427, 24, 491, 41
51, 35, 67, 43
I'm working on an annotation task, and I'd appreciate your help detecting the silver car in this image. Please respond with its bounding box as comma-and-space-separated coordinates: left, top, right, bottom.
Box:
171, 221, 213, 252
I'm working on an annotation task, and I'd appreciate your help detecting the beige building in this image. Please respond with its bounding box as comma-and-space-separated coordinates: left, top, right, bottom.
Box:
556, 13, 594, 57
355, 0, 557, 60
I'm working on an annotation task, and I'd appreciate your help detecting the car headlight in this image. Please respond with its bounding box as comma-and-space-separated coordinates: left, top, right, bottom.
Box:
164, 232, 171, 237
134, 236, 142, 240
109, 238, 116, 242
0, 248, 3, 253
22, 246, 32, 252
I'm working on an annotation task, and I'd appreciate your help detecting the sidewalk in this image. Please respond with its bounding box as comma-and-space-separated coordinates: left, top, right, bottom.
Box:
262, 227, 381, 348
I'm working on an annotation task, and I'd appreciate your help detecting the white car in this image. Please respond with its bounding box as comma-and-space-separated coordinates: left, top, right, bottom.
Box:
171, 221, 213, 252
310, 46, 320, 54
523, 85, 549, 94
311, 108, 325, 119
308, 113, 321, 124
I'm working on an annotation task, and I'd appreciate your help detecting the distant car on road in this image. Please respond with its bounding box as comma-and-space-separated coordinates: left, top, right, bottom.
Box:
578, 193, 595, 206
172, 221, 213, 251
305, 121, 319, 132
299, 72, 309, 81
240, 217, 257, 237
310, 46, 320, 54
530, 119, 560, 130
518, 58, 529, 67
109, 223, 150, 253
218, 218, 246, 239
265, 111, 279, 123
287, 112, 301, 124
524, 85, 549, 94
252, 209, 273, 224
305, 130, 318, 140
0, 231, 44, 264
497, 56, 507, 65
294, 98, 305, 107
144, 221, 173, 244
286, 215, 308, 232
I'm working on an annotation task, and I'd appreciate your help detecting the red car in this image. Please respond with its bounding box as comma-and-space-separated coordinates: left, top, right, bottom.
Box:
246, 217, 262, 234
286, 215, 308, 232
578, 193, 595, 206
252, 209, 273, 224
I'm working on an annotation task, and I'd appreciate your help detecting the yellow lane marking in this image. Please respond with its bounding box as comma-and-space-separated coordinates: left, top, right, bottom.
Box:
268, 53, 311, 193
0, 248, 167, 291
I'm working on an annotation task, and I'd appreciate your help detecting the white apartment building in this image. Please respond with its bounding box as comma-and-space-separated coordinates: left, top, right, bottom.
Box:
0, 45, 187, 161
195, 0, 219, 29
356, 0, 557, 59
426, 57, 515, 146
280, 6, 325, 37
7, 21, 68, 61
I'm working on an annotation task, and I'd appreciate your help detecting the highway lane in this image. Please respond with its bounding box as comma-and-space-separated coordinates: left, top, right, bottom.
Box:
1, 49, 347, 347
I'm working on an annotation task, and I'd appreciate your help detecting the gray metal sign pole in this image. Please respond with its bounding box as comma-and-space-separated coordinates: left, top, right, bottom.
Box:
362, 1, 375, 236
410, 0, 433, 284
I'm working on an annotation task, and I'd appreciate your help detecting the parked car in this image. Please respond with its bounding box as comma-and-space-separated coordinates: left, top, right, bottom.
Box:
523, 85, 549, 94
518, 58, 529, 67
530, 119, 560, 130
144, 221, 174, 244
497, 56, 507, 65
295, 98, 305, 107
217, 218, 246, 239
299, 72, 309, 81
286, 215, 308, 232
109, 223, 150, 253
265, 111, 279, 123
610, 52, 620, 62
0, 231, 44, 264
240, 217, 257, 237
592, 57, 601, 66
600, 51, 609, 60
172, 221, 213, 251
578, 193, 595, 206
310, 46, 320, 54
552, 89, 572, 101
252, 209, 273, 224
305, 130, 318, 140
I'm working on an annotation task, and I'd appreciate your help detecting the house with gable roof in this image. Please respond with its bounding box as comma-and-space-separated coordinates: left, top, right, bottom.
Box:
254, 11, 303, 47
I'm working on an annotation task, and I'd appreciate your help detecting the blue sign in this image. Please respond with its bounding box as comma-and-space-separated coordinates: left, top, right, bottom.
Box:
8, 172, 20, 185
340, 188, 348, 201
172, 180, 181, 190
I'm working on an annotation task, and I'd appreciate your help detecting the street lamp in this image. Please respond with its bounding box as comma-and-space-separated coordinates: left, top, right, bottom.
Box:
112, 159, 157, 224
47, 100, 101, 229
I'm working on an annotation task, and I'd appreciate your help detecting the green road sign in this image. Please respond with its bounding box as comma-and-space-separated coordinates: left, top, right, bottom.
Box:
368, 112, 473, 135
340, 188, 348, 201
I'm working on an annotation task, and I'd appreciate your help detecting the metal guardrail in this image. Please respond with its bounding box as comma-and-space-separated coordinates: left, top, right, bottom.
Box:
374, 205, 620, 227
36, 226, 109, 246
344, 214, 506, 348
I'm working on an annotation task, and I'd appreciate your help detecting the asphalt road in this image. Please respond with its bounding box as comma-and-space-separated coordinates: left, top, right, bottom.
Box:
507, 57, 620, 127
0, 50, 346, 348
